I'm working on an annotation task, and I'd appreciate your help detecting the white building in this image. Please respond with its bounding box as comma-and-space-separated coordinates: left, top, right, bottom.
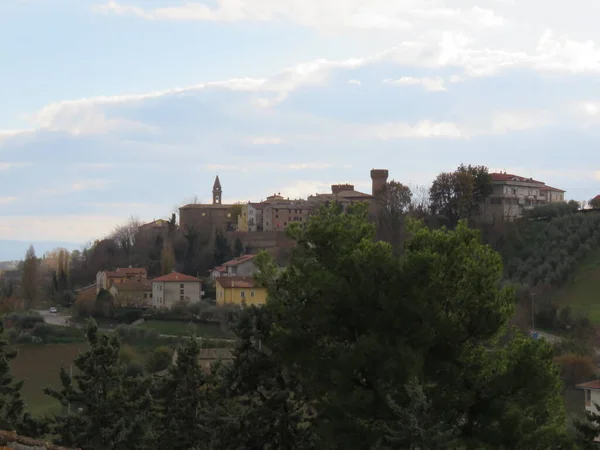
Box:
578, 380, 600, 441
223, 254, 258, 277
481, 172, 566, 221
151, 271, 202, 309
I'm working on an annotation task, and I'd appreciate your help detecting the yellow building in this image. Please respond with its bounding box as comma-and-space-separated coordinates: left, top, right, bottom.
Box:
215, 276, 267, 306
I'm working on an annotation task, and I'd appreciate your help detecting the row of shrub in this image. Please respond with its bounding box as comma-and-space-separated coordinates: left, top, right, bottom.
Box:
5, 322, 86, 345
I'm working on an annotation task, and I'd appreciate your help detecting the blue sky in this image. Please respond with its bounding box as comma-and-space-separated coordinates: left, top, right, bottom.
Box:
2, 0, 600, 259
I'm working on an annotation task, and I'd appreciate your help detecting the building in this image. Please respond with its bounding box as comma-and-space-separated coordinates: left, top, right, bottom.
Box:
216, 276, 267, 306
109, 279, 153, 308
96, 267, 148, 294
481, 172, 566, 221
179, 175, 239, 233
238, 202, 265, 232
223, 254, 258, 277
577, 381, 600, 441
261, 195, 314, 231
591, 194, 600, 208
152, 271, 202, 309
209, 265, 226, 280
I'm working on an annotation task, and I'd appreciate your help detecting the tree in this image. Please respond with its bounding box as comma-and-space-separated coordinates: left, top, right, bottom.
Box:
45, 322, 154, 450
145, 346, 173, 373
375, 181, 412, 255
590, 196, 600, 209
21, 245, 37, 309
94, 289, 114, 318
258, 203, 567, 449
160, 241, 176, 275
110, 217, 142, 266
429, 164, 492, 225
234, 237, 244, 257
0, 322, 26, 432
213, 230, 232, 266
212, 305, 314, 450
152, 338, 215, 449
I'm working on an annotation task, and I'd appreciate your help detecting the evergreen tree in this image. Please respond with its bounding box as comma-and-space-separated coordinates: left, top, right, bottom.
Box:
22, 245, 37, 309
0, 322, 44, 436
212, 305, 314, 450
256, 203, 567, 449
234, 237, 244, 257
152, 337, 214, 449
45, 322, 154, 450
213, 230, 232, 266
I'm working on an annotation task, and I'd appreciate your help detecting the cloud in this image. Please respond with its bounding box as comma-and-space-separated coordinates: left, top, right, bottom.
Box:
0, 197, 17, 205
348, 79, 361, 86
383, 76, 447, 92
0, 162, 28, 171
37, 179, 113, 196
276, 179, 370, 199
251, 136, 283, 145
201, 162, 336, 172
368, 120, 464, 139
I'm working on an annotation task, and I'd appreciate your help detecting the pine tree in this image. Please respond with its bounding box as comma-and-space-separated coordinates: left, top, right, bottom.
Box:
234, 238, 244, 257
213, 230, 232, 266
152, 337, 215, 449
45, 322, 154, 450
0, 322, 44, 436
212, 305, 315, 450
21, 245, 37, 309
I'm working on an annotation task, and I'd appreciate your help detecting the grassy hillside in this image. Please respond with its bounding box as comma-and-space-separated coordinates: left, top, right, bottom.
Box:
554, 246, 600, 324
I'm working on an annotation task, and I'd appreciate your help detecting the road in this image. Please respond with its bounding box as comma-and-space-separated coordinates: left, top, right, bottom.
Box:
35, 310, 70, 327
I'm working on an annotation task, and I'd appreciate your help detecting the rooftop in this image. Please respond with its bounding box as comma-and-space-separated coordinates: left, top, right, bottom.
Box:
223, 254, 256, 267
153, 271, 201, 283
577, 380, 600, 390
490, 172, 545, 184
113, 280, 153, 292
107, 267, 147, 277
216, 276, 257, 289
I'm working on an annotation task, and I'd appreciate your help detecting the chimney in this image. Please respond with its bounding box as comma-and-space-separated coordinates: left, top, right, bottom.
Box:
370, 169, 389, 196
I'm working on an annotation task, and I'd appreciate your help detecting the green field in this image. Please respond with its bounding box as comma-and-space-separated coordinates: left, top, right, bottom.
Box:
10, 343, 88, 416
138, 320, 235, 339
555, 247, 600, 324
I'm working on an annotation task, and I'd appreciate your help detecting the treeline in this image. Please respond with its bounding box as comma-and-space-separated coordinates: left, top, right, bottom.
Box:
2, 203, 599, 449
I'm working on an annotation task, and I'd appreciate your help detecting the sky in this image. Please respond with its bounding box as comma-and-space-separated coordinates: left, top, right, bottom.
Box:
2, 0, 600, 259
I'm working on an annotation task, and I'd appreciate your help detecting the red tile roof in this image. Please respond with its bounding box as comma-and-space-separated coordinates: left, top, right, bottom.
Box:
593, 195, 600, 202
490, 173, 545, 184
107, 267, 147, 278
223, 254, 256, 267
209, 266, 226, 273
216, 276, 257, 289
153, 272, 200, 283
539, 185, 566, 193
577, 380, 600, 390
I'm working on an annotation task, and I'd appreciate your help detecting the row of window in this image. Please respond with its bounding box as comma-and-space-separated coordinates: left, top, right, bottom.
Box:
219, 290, 256, 298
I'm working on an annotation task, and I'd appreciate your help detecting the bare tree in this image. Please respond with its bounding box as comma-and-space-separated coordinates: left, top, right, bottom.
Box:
110, 216, 142, 265
21, 245, 37, 309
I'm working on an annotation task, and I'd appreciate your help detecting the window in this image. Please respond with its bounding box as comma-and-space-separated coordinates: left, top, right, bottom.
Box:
180, 289, 184, 295
202, 212, 206, 216
180, 284, 184, 288
240, 290, 245, 298
143, 293, 148, 298
275, 208, 278, 212
250, 291, 255, 297
180, 295, 184, 301
227, 213, 231, 217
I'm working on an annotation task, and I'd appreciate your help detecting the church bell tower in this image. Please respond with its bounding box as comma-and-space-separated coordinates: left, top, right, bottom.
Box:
212, 175, 222, 205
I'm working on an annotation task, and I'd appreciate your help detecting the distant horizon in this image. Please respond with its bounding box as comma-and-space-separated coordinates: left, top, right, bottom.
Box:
0, 240, 85, 262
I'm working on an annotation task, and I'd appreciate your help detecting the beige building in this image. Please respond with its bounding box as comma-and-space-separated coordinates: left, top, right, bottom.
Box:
179, 176, 238, 233
238, 202, 265, 231
481, 172, 566, 221
152, 271, 202, 309
261, 195, 314, 231
109, 280, 153, 308
223, 254, 258, 277
96, 267, 147, 294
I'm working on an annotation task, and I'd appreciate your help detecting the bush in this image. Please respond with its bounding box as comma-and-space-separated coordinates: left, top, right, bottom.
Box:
30, 322, 86, 344
3, 311, 44, 331
145, 346, 173, 373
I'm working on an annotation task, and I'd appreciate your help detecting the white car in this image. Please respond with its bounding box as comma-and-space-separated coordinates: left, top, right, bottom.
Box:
49, 307, 57, 314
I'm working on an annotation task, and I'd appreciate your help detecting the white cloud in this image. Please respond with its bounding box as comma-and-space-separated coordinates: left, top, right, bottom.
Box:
37, 179, 113, 196
383, 76, 447, 92
0, 162, 28, 171
201, 162, 335, 172
251, 136, 283, 145
348, 79, 361, 86
369, 120, 464, 139
0, 197, 17, 205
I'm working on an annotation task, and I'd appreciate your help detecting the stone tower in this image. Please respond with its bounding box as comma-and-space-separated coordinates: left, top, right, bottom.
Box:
212, 175, 222, 205
370, 169, 389, 196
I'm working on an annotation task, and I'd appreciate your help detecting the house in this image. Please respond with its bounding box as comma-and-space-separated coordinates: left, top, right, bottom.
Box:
223, 254, 258, 277
216, 276, 267, 306
591, 194, 600, 208
96, 267, 147, 294
238, 202, 265, 231
577, 380, 600, 441
152, 271, 202, 309
209, 265, 226, 280
109, 280, 153, 308
261, 195, 314, 231
481, 172, 567, 221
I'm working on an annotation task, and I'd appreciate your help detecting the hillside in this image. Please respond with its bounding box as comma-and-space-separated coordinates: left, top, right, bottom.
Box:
554, 246, 600, 324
